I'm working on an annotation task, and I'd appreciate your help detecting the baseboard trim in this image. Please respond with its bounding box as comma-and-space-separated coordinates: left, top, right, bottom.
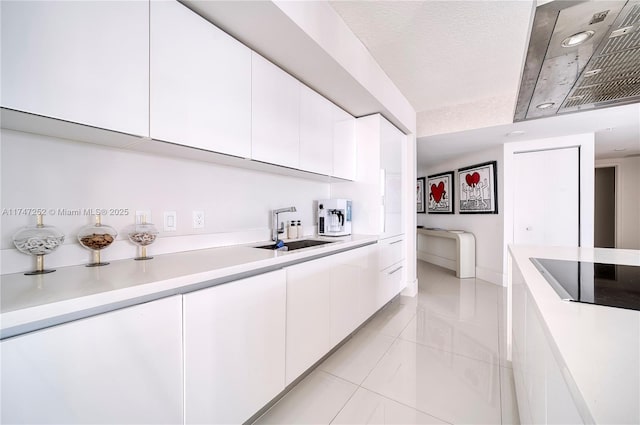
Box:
401, 279, 418, 297
476, 266, 505, 287
417, 251, 456, 272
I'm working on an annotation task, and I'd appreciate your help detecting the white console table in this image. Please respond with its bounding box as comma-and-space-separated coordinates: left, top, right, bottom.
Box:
416, 229, 476, 278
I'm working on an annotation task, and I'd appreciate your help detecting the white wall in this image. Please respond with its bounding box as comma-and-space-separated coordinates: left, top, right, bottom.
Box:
0, 129, 330, 274
417, 145, 504, 285
595, 157, 640, 249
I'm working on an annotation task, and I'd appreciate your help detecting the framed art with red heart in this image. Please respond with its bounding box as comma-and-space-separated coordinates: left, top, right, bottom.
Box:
458, 161, 498, 214
427, 171, 454, 214
417, 177, 426, 213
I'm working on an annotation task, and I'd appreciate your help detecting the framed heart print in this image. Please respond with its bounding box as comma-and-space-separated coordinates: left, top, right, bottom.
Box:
417, 177, 426, 213
458, 161, 498, 214
427, 171, 454, 214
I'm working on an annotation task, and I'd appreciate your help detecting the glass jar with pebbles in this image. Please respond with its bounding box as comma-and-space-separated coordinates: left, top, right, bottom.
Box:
13, 214, 65, 275
125, 221, 158, 260
77, 215, 117, 267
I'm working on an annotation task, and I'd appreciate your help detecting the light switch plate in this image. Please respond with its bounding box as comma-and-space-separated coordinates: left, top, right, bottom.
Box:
164, 211, 177, 231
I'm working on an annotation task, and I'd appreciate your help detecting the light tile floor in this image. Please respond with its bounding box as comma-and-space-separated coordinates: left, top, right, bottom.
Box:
255, 261, 520, 424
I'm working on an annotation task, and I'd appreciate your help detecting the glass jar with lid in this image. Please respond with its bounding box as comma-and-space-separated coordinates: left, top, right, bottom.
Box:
13, 214, 65, 275
125, 221, 158, 260
77, 215, 117, 266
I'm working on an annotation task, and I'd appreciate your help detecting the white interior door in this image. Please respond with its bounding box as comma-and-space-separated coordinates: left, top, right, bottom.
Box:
513, 147, 580, 246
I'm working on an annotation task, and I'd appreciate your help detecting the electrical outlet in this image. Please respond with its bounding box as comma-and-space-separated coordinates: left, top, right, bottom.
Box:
135, 210, 151, 224
192, 211, 205, 229
164, 211, 177, 231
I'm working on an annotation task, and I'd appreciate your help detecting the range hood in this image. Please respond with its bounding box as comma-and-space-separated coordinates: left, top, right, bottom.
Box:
515, 0, 640, 121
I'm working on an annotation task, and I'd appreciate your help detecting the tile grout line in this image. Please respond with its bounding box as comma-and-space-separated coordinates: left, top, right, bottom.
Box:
353, 303, 462, 425
326, 375, 359, 425
357, 305, 417, 386
323, 299, 414, 424
358, 385, 454, 425
398, 332, 503, 368
329, 301, 419, 424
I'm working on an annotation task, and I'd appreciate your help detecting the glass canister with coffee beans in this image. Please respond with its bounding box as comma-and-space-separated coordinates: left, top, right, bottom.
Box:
77, 215, 117, 266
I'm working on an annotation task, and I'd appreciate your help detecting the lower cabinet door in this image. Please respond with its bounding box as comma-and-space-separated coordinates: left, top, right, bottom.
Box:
184, 270, 286, 424
330, 244, 379, 344
0, 296, 183, 424
330, 247, 365, 345
285, 255, 333, 384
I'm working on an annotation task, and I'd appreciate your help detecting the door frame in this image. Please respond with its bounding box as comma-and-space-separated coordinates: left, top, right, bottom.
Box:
594, 163, 619, 248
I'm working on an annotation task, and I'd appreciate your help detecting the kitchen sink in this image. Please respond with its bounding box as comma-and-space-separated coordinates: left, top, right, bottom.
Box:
255, 239, 335, 251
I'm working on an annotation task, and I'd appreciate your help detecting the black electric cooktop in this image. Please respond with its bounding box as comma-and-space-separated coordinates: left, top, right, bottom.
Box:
531, 258, 640, 311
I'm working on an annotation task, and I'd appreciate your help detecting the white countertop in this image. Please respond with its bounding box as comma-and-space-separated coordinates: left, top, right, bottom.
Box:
1, 235, 377, 338
509, 245, 640, 424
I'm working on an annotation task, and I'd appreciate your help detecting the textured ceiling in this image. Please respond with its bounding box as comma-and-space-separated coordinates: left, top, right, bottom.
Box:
329, 0, 535, 112
330, 0, 638, 163
416, 103, 640, 167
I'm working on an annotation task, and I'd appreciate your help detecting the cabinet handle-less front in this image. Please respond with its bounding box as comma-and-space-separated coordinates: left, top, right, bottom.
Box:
380, 169, 386, 234
388, 266, 403, 275
389, 239, 403, 245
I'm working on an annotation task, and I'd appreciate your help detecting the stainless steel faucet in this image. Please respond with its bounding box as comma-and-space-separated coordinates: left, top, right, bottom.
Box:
272, 206, 297, 241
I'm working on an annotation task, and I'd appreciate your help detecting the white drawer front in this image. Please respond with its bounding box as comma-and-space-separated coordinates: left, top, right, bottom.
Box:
379, 236, 405, 271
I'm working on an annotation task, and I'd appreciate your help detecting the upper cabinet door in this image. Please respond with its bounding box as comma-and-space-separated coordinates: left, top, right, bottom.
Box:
380, 117, 405, 238
150, 1, 251, 158
299, 85, 333, 175
380, 117, 404, 173
251, 53, 300, 169
332, 106, 356, 180
0, 1, 149, 136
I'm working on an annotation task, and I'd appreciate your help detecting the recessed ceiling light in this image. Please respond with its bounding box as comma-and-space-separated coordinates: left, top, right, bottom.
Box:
536, 102, 555, 109
561, 30, 595, 48
507, 130, 526, 137
614, 148, 627, 152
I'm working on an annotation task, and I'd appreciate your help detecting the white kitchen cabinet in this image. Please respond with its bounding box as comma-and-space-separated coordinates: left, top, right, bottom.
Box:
330, 246, 369, 344
331, 114, 406, 238
377, 235, 406, 309
360, 244, 384, 319
511, 257, 584, 425
183, 270, 286, 424
300, 85, 334, 175
379, 262, 405, 308
286, 245, 381, 384
380, 117, 405, 238
0, 296, 183, 424
380, 117, 404, 173
251, 53, 301, 168
0, 0, 149, 136
285, 255, 333, 384
332, 106, 357, 180
150, 0, 251, 158
379, 235, 406, 271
